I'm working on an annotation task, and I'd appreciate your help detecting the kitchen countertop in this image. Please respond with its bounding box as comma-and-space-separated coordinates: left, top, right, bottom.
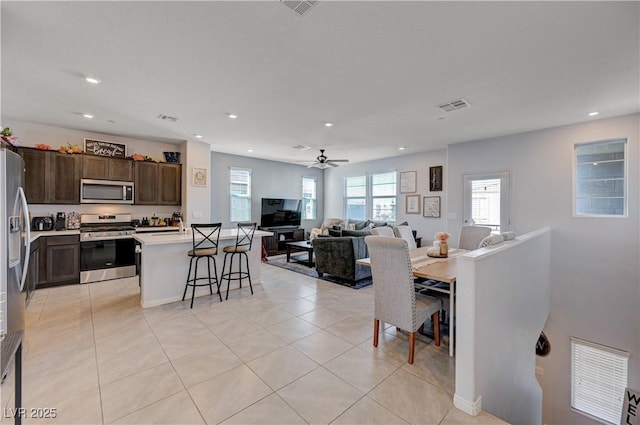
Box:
30, 229, 80, 243
134, 229, 272, 246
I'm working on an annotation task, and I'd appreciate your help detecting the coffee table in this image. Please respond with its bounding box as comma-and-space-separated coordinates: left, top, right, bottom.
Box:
286, 240, 314, 267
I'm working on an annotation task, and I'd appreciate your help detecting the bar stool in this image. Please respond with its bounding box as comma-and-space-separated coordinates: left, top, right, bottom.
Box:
221, 222, 257, 300
182, 223, 222, 308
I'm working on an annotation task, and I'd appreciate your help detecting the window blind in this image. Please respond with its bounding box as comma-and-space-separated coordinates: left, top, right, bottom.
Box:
571, 337, 629, 424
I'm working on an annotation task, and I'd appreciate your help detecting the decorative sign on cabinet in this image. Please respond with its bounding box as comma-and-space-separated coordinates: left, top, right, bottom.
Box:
84, 138, 127, 158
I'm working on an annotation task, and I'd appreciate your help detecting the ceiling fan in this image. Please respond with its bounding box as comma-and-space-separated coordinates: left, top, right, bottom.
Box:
303, 149, 349, 169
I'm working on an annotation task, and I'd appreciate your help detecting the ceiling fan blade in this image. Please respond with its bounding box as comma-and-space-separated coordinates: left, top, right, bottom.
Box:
307, 161, 320, 168
329, 159, 349, 163
326, 161, 339, 167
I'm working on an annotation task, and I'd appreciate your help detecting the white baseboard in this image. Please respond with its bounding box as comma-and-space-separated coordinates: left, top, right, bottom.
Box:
453, 393, 482, 416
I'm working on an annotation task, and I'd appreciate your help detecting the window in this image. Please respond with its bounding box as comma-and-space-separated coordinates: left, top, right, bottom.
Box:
302, 176, 317, 220
463, 171, 510, 232
345, 175, 367, 220
574, 139, 627, 217
230, 167, 251, 222
571, 337, 629, 424
344, 172, 397, 221
371, 172, 396, 221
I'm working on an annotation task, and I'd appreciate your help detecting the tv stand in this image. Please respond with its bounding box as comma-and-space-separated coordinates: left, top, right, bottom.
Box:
261, 227, 304, 256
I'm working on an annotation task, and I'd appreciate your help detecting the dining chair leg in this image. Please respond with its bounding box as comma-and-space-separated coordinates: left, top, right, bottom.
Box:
408, 332, 416, 364
182, 257, 194, 302
432, 312, 440, 347
212, 257, 222, 302
207, 258, 213, 295
190, 258, 199, 309
373, 319, 379, 347
243, 252, 253, 295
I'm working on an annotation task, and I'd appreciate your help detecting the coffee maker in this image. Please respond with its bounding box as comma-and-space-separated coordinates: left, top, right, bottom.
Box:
55, 212, 66, 231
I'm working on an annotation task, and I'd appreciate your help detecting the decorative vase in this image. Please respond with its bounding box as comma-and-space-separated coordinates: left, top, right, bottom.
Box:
163, 151, 180, 163
439, 241, 449, 257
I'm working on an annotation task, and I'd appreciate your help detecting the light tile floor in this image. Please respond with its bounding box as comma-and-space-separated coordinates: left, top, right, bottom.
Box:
1, 263, 508, 424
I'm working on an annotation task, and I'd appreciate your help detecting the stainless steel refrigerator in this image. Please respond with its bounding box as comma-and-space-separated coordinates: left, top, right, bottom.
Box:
0, 145, 31, 382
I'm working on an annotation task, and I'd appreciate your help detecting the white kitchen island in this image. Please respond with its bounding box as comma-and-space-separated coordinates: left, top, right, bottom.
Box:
134, 229, 272, 308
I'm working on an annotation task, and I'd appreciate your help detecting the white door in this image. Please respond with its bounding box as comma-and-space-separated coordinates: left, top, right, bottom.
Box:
463, 171, 510, 232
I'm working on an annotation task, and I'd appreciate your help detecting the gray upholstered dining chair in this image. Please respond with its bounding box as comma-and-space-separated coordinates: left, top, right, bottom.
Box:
458, 225, 492, 250
365, 236, 440, 364
370, 226, 395, 237
393, 225, 417, 250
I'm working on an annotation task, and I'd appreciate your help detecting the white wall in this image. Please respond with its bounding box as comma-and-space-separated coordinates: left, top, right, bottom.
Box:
183, 139, 211, 226
448, 113, 639, 424
324, 149, 448, 243
210, 152, 324, 231
455, 228, 551, 424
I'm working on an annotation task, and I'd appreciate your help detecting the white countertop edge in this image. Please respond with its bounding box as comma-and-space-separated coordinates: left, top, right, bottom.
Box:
134, 229, 272, 246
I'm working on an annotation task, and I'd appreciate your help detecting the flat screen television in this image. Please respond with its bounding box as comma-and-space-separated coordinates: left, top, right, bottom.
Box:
260, 198, 302, 228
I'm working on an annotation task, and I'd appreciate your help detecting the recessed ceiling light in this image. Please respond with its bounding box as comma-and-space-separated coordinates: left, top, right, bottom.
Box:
588, 111, 599, 116
247, 149, 253, 153
194, 134, 203, 139
228, 113, 238, 119
85, 76, 101, 84
398, 147, 406, 150
83, 114, 94, 119
324, 122, 333, 127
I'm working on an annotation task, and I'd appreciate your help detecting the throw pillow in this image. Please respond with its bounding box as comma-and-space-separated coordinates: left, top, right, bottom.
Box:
348, 219, 370, 230
478, 234, 504, 248
370, 220, 388, 228
342, 229, 372, 237
328, 228, 342, 237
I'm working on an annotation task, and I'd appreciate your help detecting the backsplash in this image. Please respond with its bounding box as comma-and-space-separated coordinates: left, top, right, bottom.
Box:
29, 204, 182, 224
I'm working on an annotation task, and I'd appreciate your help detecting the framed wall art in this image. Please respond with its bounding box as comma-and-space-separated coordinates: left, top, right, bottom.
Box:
400, 171, 417, 193
429, 166, 443, 191
192, 167, 207, 187
423, 196, 441, 218
406, 194, 420, 214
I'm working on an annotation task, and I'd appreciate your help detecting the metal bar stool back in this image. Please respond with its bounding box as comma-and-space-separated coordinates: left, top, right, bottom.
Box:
222, 222, 257, 300
182, 223, 222, 308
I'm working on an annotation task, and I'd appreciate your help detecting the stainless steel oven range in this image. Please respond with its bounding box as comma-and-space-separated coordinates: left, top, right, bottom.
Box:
80, 213, 136, 284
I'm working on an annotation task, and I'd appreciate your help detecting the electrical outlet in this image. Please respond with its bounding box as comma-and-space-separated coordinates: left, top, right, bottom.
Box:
192, 211, 203, 218
535, 366, 544, 376
448, 212, 457, 220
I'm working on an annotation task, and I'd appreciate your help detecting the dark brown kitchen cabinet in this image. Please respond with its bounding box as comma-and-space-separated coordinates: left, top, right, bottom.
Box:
158, 163, 181, 205
38, 235, 80, 286
82, 156, 134, 181
135, 162, 181, 205
18, 148, 82, 204
134, 161, 159, 204
50, 153, 82, 203
19, 148, 47, 203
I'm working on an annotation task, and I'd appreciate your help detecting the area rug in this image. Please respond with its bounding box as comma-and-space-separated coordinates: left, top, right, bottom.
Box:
265, 255, 372, 289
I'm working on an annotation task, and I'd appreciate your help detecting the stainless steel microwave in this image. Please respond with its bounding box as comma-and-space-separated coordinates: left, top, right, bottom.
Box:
81, 179, 134, 204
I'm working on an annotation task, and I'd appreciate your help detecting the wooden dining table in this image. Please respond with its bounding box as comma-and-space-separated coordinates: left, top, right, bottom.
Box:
357, 246, 467, 356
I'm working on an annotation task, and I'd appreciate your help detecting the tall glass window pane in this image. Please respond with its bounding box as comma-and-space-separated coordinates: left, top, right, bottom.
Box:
230, 167, 251, 222
302, 176, 317, 220
346, 198, 366, 220
345, 176, 366, 220
575, 139, 626, 217
371, 172, 396, 221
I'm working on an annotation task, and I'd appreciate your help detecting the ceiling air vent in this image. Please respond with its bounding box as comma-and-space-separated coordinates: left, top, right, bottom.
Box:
293, 145, 311, 150
157, 114, 179, 122
281, 0, 319, 16
437, 98, 471, 113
